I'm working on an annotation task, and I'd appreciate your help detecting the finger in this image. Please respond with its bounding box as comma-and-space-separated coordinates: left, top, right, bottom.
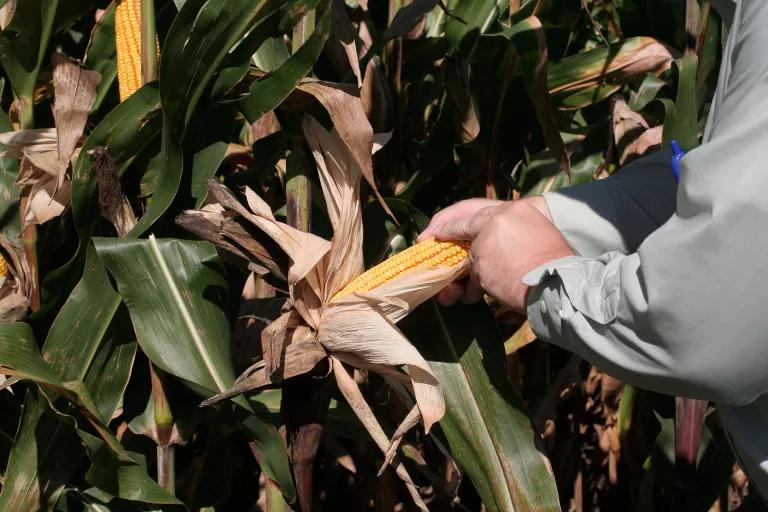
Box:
418, 199, 502, 241
431, 214, 487, 241
461, 269, 484, 304
436, 281, 465, 306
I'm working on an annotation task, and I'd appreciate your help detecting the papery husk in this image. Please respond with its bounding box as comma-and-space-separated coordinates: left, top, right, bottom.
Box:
332, 357, 428, 512
379, 405, 421, 475
0, 0, 16, 30
303, 116, 365, 302
18, 159, 71, 226
611, 96, 663, 165
200, 336, 327, 407
52, 54, 101, 184
0, 129, 58, 159
0, 55, 99, 228
206, 180, 331, 288
295, 80, 393, 218
176, 204, 288, 281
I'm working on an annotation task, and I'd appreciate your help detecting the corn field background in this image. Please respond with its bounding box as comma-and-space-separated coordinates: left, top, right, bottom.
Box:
0, 0, 761, 511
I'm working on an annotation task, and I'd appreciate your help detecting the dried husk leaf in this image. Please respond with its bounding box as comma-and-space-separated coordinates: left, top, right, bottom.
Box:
261, 310, 296, 382
331, 0, 362, 87
318, 300, 445, 432
206, 180, 331, 287
295, 80, 393, 218
200, 338, 327, 406
0, 235, 30, 299
379, 405, 421, 475
52, 53, 101, 184
331, 357, 428, 512
176, 206, 288, 281
0, 0, 16, 30
0, 129, 58, 159
0, 294, 29, 322
303, 116, 364, 301
22, 167, 71, 227
612, 96, 662, 165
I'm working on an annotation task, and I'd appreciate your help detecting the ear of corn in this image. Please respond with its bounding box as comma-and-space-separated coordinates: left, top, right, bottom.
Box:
115, 0, 160, 101
115, 0, 143, 101
0, 253, 7, 279
331, 238, 469, 301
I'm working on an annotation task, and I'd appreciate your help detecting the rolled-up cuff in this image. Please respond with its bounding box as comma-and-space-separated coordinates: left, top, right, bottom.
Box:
524, 253, 625, 339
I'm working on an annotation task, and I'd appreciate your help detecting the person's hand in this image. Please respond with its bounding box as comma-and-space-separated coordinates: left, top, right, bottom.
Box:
425, 198, 575, 312
418, 198, 504, 241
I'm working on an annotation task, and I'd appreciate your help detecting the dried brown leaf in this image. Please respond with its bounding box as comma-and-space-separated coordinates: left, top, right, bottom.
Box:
550, 37, 673, 97
176, 207, 288, 281
22, 167, 70, 227
296, 80, 393, 219
92, 146, 137, 236
0, 129, 58, 160
52, 53, 101, 184
331, 357, 428, 512
612, 97, 662, 165
0, 294, 29, 322
331, 0, 362, 87
0, 0, 16, 30
200, 338, 327, 407
261, 310, 296, 383
378, 405, 421, 475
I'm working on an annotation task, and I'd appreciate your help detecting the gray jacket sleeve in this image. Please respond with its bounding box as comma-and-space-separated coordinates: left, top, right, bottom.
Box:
527, 0, 768, 406
543, 149, 676, 259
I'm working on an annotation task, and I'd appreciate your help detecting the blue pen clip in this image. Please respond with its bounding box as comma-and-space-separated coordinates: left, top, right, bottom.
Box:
670, 140, 685, 183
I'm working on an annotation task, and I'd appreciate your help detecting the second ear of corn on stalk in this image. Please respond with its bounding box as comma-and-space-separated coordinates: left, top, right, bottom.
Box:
115, 0, 143, 101
0, 252, 7, 288
115, 0, 160, 101
331, 238, 470, 301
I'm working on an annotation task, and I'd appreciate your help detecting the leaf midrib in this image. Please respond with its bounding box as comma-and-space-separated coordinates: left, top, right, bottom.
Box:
147, 235, 228, 392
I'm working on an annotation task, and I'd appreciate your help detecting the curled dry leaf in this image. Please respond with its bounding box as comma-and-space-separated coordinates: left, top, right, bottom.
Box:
0, 235, 31, 322
182, 103, 468, 506
331, 0, 362, 87
91, 146, 137, 236
549, 37, 674, 108
0, 55, 100, 228
0, 0, 16, 30
611, 96, 663, 165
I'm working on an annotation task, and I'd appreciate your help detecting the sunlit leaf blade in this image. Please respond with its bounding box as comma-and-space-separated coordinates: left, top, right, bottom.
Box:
93, 237, 235, 396
239, 0, 332, 123
0, 246, 131, 511
93, 236, 295, 500
161, 0, 283, 138
661, 55, 699, 150
445, 0, 507, 51
401, 302, 561, 512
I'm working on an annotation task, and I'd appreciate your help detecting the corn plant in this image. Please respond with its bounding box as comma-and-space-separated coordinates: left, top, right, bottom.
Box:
0, 0, 746, 511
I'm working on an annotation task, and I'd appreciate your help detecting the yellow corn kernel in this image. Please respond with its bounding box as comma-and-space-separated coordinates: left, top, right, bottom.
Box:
0, 253, 7, 279
332, 238, 469, 301
115, 0, 143, 101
